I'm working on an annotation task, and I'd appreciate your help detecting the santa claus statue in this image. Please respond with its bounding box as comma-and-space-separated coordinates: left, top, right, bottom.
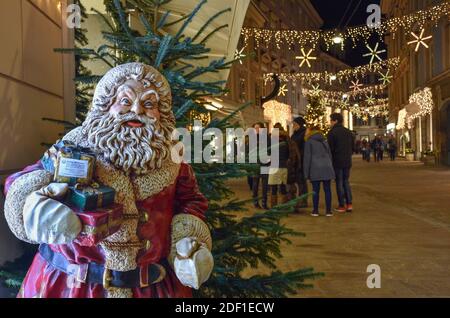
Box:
3, 63, 214, 298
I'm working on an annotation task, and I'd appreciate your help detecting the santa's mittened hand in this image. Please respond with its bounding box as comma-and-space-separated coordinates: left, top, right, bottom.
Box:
174, 238, 214, 290
23, 183, 82, 245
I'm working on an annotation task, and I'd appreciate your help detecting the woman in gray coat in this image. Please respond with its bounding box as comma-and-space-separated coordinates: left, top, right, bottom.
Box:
303, 126, 336, 217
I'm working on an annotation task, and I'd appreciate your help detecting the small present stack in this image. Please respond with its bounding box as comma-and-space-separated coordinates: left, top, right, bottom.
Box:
42, 141, 123, 246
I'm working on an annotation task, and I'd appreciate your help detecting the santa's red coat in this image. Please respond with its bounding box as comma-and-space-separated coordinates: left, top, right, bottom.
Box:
4, 162, 208, 298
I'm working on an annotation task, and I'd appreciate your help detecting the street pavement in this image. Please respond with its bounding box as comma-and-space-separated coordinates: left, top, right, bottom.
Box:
230, 156, 450, 297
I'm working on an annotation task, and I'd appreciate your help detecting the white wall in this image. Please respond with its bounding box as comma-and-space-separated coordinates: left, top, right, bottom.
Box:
0, 0, 74, 265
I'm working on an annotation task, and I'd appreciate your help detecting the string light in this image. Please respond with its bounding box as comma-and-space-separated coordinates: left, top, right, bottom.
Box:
266, 57, 400, 85
407, 29, 433, 52
241, 2, 449, 50
302, 84, 387, 101
409, 87, 434, 119
263, 101, 292, 130
363, 43, 386, 65
296, 48, 317, 68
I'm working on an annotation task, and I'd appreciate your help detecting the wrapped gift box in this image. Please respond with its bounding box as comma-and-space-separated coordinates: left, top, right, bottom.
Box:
65, 183, 116, 211
42, 140, 96, 186
74, 204, 123, 247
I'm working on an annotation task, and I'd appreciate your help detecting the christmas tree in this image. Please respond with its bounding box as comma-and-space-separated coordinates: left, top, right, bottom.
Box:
305, 94, 329, 132
1, 0, 323, 297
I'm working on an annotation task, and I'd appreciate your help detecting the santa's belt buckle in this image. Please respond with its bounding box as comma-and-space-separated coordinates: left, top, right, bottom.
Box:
103, 268, 113, 289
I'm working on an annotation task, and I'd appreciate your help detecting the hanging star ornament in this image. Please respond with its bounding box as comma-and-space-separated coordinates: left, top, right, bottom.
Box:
278, 84, 288, 97
366, 94, 376, 105
350, 80, 363, 93
407, 29, 432, 52
296, 48, 317, 68
363, 43, 386, 65
378, 70, 393, 85
234, 46, 246, 64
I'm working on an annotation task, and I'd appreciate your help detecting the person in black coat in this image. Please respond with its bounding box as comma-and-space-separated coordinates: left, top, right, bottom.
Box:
328, 113, 354, 213
290, 117, 308, 210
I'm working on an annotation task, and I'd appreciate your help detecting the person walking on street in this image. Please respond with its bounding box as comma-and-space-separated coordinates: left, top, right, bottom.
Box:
290, 116, 309, 211
250, 122, 270, 209
268, 123, 291, 208
328, 113, 354, 213
388, 135, 397, 161
303, 125, 335, 217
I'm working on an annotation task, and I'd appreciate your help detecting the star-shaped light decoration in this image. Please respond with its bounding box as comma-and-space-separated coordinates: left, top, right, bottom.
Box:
234, 46, 246, 64
296, 48, 317, 68
340, 98, 350, 110
407, 29, 432, 52
365, 94, 376, 105
310, 84, 322, 96
378, 70, 393, 85
363, 43, 386, 65
278, 84, 288, 97
350, 80, 363, 93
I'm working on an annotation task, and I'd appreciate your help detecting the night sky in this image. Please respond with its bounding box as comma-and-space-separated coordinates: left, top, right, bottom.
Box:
310, 0, 387, 67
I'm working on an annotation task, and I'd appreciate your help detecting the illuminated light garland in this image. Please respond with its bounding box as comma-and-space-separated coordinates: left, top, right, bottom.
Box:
408, 87, 434, 120
241, 2, 449, 50
350, 103, 390, 119
265, 57, 400, 84
363, 43, 386, 65
263, 100, 292, 130
302, 84, 387, 100
396, 108, 408, 130
296, 48, 317, 68
397, 88, 434, 130
407, 29, 433, 52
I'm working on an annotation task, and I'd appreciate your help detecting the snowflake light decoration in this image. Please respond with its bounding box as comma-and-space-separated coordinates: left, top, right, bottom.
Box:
234, 46, 246, 64
365, 94, 376, 105
407, 29, 432, 52
350, 80, 363, 93
296, 48, 317, 68
363, 43, 386, 65
378, 70, 393, 85
278, 84, 288, 97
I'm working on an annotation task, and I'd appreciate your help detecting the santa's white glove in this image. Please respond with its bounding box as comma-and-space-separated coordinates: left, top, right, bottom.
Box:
174, 237, 214, 290
23, 183, 82, 245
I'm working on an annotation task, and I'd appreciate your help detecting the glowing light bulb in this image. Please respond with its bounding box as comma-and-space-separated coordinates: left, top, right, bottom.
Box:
332, 35, 344, 44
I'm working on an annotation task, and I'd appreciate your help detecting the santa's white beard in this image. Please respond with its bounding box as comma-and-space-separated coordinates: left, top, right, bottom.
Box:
82, 111, 174, 174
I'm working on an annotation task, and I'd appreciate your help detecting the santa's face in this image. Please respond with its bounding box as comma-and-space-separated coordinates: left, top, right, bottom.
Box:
83, 78, 175, 175
109, 79, 162, 124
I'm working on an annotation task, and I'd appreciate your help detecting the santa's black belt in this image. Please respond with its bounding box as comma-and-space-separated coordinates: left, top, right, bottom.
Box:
38, 244, 167, 289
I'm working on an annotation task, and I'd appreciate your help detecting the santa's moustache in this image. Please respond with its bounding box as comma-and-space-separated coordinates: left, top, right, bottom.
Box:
82, 111, 174, 174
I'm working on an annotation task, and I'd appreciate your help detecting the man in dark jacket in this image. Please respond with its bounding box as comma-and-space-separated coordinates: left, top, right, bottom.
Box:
328, 113, 354, 213
291, 116, 308, 209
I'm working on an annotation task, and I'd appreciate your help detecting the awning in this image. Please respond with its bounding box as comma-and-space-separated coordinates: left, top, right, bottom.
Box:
83, 0, 250, 87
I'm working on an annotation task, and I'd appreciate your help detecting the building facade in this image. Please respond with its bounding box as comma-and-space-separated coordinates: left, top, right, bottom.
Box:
382, 0, 450, 165
224, 0, 350, 133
